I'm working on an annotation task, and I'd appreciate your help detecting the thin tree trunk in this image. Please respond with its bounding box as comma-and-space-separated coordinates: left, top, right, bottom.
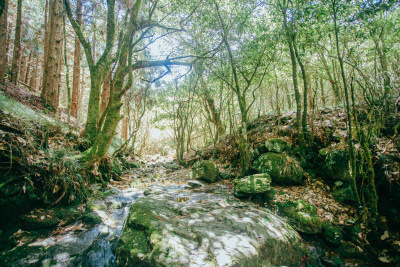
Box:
24, 52, 32, 84
11, 0, 23, 85
0, 0, 8, 85
63, 14, 71, 123
282, 10, 303, 143
71, 0, 82, 118
19, 51, 27, 82
320, 78, 326, 106
332, 0, 361, 207
293, 43, 308, 139
29, 57, 38, 89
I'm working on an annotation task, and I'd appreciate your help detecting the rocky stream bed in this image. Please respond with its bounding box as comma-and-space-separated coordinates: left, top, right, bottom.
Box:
0, 156, 369, 266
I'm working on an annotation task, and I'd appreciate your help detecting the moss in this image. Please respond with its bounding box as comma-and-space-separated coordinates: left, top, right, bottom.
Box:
318, 146, 350, 182
280, 200, 323, 234
332, 183, 355, 204
234, 174, 271, 195
191, 160, 218, 183
81, 212, 102, 226
264, 138, 288, 153
253, 153, 303, 185
323, 224, 343, 246
0, 244, 44, 266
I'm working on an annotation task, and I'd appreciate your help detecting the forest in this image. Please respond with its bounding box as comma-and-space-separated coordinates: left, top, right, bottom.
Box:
0, 0, 399, 266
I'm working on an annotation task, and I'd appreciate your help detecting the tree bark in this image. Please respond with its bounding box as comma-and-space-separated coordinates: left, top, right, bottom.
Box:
24, 51, 32, 84
100, 70, 111, 114
71, 0, 82, 118
29, 56, 38, 89
294, 44, 308, 139
0, 0, 8, 85
11, 0, 23, 85
332, 0, 361, 207
41, 0, 64, 110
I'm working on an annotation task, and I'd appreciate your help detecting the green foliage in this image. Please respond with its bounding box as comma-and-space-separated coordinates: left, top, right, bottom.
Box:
43, 148, 88, 204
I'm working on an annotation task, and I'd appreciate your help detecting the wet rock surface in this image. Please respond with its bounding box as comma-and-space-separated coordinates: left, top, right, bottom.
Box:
116, 184, 306, 266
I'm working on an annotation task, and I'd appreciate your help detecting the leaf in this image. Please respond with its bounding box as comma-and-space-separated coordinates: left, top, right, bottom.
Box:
380, 231, 389, 240
379, 256, 391, 263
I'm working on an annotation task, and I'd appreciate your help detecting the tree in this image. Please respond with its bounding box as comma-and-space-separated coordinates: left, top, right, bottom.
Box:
10, 0, 23, 85
214, 0, 269, 175
0, 0, 7, 85
65, 0, 199, 166
71, 0, 82, 118
41, 0, 64, 109
277, 0, 304, 143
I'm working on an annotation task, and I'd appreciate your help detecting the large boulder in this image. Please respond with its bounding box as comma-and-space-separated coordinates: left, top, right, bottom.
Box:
279, 199, 323, 234
264, 138, 288, 153
233, 173, 274, 205
191, 160, 218, 183
253, 153, 303, 185
116, 190, 306, 266
318, 146, 350, 182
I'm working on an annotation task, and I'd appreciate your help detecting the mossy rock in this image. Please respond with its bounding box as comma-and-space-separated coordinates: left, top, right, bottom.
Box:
253, 153, 303, 185
234, 174, 271, 196
332, 183, 355, 204
81, 212, 102, 226
234, 174, 274, 205
279, 200, 323, 234
191, 160, 218, 183
323, 224, 343, 246
116, 191, 307, 266
264, 138, 288, 153
318, 146, 350, 182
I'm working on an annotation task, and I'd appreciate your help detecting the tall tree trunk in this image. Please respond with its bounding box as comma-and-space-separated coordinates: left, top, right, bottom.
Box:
0, 0, 8, 85
320, 78, 326, 106
29, 57, 38, 89
332, 0, 361, 207
41, 0, 64, 109
24, 51, 32, 84
11, 0, 23, 85
280, 1, 303, 143
293, 43, 308, 139
43, 0, 49, 78
71, 0, 82, 118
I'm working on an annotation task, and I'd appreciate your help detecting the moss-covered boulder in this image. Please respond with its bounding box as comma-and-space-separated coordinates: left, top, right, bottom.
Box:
279, 199, 323, 234
318, 146, 350, 182
234, 174, 274, 205
323, 224, 343, 246
264, 138, 288, 153
191, 160, 218, 183
332, 181, 355, 204
116, 191, 306, 266
253, 153, 303, 185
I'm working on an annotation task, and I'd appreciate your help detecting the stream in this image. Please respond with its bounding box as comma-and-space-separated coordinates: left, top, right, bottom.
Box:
6, 157, 192, 266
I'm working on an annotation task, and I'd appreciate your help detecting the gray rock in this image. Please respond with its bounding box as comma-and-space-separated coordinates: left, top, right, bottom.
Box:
116, 191, 306, 266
